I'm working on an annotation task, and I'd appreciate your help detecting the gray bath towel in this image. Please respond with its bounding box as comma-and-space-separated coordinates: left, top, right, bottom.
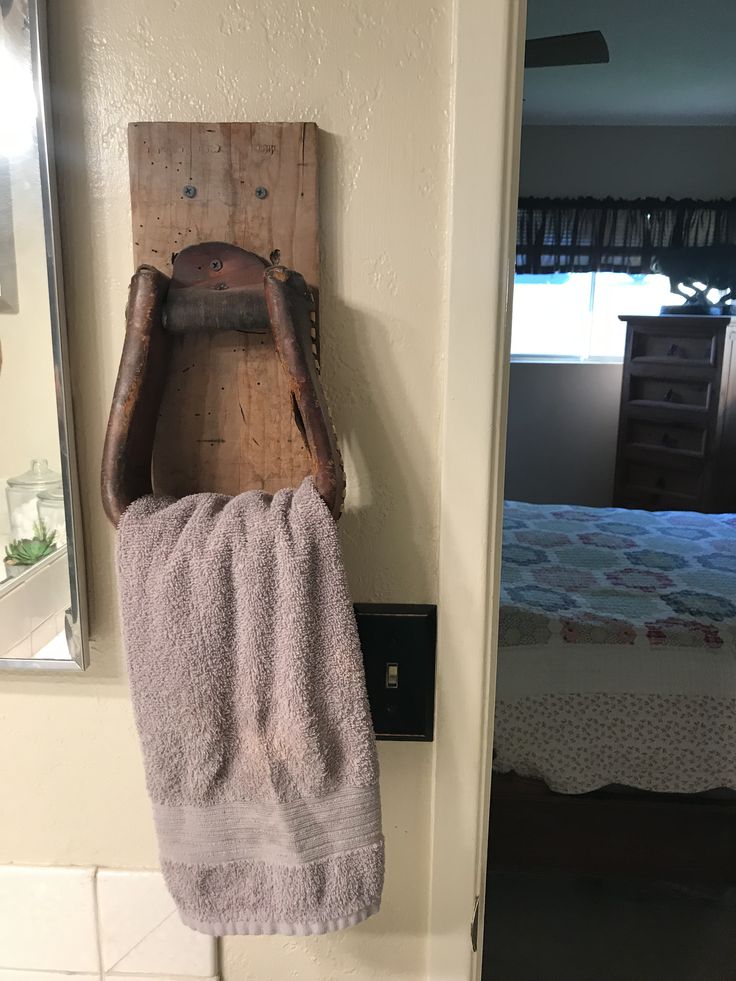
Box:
117, 478, 383, 936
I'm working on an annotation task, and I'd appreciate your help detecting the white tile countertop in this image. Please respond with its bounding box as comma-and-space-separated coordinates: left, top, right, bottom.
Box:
0, 865, 218, 980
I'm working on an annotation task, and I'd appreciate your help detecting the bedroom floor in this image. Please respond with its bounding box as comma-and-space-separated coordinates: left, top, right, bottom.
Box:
483, 871, 736, 981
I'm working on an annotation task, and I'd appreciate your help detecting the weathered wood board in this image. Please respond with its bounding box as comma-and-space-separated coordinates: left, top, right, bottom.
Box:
128, 121, 319, 497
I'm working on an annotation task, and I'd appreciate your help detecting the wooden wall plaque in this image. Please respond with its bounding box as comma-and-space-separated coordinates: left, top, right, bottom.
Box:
127, 121, 320, 498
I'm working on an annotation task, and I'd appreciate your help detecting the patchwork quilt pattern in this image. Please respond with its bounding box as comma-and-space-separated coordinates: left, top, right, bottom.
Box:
500, 501, 736, 650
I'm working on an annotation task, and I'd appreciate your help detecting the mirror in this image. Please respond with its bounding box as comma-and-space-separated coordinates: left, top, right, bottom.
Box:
0, 0, 87, 669
484, 0, 736, 977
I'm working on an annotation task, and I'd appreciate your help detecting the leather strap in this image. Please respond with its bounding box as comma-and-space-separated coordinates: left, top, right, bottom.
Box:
101, 244, 344, 525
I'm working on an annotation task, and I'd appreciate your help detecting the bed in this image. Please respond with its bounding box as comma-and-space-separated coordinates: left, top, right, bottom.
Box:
489, 501, 736, 882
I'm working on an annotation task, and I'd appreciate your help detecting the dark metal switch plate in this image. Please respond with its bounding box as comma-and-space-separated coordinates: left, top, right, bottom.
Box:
355, 603, 436, 741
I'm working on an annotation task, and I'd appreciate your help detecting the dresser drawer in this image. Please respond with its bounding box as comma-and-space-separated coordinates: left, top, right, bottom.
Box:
625, 419, 707, 457
621, 461, 703, 498
628, 376, 712, 411
630, 327, 718, 365
616, 487, 702, 511
615, 316, 731, 512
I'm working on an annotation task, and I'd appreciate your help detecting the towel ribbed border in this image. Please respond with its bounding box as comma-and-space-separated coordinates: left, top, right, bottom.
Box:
179, 901, 381, 936
154, 784, 382, 866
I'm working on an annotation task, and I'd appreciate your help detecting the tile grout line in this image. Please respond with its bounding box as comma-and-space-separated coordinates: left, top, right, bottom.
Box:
0, 972, 100, 978
105, 910, 179, 975
92, 866, 105, 978
0, 973, 217, 981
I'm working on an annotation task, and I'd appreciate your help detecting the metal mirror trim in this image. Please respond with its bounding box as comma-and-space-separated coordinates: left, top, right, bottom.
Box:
1, 0, 89, 670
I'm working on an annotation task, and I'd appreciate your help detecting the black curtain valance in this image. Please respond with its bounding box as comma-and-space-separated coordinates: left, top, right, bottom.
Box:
516, 197, 736, 280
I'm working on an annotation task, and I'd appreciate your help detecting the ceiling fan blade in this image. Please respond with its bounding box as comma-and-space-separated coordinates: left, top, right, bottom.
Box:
524, 31, 609, 69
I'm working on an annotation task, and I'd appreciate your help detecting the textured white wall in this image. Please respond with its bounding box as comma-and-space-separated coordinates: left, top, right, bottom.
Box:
0, 2, 452, 978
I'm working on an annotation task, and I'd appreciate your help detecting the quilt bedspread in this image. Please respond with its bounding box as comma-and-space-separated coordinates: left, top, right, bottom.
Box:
499, 501, 736, 651
494, 502, 736, 794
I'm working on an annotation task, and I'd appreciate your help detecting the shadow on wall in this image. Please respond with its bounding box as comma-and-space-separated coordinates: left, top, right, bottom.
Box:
504, 361, 624, 508
321, 295, 436, 604
317, 127, 437, 605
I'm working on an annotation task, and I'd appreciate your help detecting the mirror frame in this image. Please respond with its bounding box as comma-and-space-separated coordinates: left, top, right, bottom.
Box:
1, 0, 89, 670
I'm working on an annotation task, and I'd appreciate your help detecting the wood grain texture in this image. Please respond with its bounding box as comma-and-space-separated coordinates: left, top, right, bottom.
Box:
128, 122, 319, 497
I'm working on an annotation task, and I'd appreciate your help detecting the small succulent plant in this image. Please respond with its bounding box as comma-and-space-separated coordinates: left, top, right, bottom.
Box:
4, 519, 57, 567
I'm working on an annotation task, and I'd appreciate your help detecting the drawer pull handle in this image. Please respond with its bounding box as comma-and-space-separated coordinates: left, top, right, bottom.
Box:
661, 433, 678, 448
664, 388, 677, 402
668, 343, 682, 357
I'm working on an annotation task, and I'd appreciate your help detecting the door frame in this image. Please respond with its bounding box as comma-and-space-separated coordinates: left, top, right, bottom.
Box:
428, 0, 526, 977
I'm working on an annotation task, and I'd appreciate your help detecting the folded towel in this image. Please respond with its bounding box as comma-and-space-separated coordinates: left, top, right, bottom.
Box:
116, 477, 384, 936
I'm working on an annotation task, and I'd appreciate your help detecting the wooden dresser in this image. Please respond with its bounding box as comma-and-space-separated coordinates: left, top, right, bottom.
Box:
614, 315, 736, 513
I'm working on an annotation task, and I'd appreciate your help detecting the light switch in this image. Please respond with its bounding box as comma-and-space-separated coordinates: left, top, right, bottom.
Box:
355, 603, 436, 741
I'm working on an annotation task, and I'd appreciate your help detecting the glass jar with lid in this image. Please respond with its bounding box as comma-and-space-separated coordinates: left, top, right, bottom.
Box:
6, 459, 63, 541
37, 483, 67, 546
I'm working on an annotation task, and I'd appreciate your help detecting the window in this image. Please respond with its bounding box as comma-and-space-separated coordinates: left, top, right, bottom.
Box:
510, 272, 685, 362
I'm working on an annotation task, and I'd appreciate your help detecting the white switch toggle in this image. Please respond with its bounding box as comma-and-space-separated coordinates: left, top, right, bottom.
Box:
386, 662, 399, 689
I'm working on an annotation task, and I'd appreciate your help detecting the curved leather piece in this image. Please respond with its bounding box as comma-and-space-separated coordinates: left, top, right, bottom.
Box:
101, 265, 171, 528
264, 266, 345, 519
101, 246, 345, 525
